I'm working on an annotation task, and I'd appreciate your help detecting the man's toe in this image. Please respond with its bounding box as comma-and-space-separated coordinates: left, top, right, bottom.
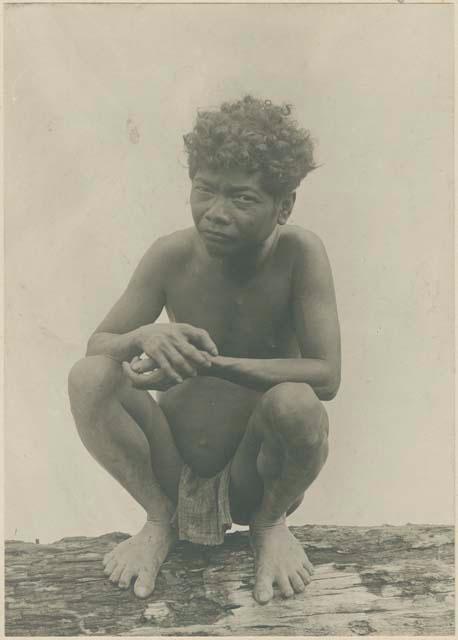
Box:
253, 570, 274, 604
103, 551, 114, 566
104, 558, 116, 576
277, 575, 294, 598
303, 556, 314, 575
290, 573, 305, 593
109, 563, 125, 584
134, 568, 157, 598
119, 566, 135, 589
298, 566, 311, 584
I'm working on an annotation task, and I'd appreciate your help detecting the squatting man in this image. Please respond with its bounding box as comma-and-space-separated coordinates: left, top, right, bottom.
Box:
69, 96, 341, 605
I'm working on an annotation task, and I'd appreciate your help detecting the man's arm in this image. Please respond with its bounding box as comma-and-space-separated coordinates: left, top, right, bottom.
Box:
207, 231, 341, 400
86, 234, 218, 388
86, 239, 168, 362
207, 357, 337, 400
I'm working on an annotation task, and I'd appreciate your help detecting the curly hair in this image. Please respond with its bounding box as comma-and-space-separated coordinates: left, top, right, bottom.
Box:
183, 95, 317, 197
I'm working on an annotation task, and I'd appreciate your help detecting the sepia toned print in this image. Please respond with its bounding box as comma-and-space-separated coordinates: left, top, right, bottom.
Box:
4, 2, 454, 635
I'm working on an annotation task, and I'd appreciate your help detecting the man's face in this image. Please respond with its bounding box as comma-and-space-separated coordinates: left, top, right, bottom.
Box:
190, 167, 285, 257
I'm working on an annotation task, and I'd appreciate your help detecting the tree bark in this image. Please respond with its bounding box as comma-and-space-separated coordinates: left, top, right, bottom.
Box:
5, 524, 454, 636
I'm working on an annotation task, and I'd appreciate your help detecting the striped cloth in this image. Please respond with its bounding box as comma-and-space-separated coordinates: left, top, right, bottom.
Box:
171, 462, 233, 545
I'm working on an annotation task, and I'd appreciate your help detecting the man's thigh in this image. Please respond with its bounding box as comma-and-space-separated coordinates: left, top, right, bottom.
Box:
118, 384, 157, 437
228, 383, 326, 525
119, 384, 184, 504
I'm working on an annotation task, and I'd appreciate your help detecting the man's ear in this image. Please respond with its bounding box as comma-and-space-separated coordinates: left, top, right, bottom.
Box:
277, 192, 296, 225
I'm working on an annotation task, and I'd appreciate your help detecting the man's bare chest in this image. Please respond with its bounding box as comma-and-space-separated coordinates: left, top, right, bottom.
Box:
164, 266, 293, 357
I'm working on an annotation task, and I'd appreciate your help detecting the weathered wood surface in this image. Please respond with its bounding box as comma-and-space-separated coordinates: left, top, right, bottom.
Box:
5, 525, 454, 636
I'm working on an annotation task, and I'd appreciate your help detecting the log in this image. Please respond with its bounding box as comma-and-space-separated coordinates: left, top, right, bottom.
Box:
5, 524, 454, 636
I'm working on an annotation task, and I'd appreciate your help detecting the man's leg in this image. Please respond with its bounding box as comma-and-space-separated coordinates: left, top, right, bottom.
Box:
68, 355, 183, 597
229, 382, 329, 604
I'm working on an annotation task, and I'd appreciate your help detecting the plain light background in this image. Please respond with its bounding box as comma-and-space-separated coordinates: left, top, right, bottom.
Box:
5, 3, 454, 543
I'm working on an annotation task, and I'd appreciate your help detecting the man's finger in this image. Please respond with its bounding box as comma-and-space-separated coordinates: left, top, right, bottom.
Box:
174, 342, 213, 369
153, 353, 184, 384
182, 325, 218, 356
162, 345, 197, 378
157, 380, 180, 392
122, 362, 165, 390
130, 357, 156, 374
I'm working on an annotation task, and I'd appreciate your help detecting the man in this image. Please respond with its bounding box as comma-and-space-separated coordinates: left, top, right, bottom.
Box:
68, 95, 341, 605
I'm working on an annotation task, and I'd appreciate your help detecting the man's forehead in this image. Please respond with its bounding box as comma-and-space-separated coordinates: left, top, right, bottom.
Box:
194, 167, 263, 190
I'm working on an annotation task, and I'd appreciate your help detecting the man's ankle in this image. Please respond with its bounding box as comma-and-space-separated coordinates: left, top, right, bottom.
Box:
146, 497, 175, 525
250, 511, 286, 531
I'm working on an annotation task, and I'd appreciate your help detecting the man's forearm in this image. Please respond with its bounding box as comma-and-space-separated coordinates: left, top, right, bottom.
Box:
86, 330, 143, 363
208, 356, 340, 400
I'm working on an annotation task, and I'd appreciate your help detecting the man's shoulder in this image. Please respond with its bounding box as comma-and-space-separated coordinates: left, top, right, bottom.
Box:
146, 227, 196, 264
279, 225, 326, 256
280, 225, 332, 288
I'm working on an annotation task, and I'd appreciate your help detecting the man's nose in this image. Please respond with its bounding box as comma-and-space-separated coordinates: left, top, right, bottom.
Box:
206, 196, 231, 225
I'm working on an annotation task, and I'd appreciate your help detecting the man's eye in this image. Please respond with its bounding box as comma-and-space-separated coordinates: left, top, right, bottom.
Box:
195, 186, 213, 195
234, 195, 256, 204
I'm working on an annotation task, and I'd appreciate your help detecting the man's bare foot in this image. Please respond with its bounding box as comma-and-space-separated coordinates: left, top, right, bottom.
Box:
102, 520, 177, 598
249, 516, 314, 604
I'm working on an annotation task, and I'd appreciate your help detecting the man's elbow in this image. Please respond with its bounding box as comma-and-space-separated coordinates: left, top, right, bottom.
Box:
316, 370, 341, 401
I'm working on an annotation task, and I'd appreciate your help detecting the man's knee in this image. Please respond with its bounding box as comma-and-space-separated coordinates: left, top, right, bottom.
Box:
68, 355, 123, 408
260, 382, 328, 448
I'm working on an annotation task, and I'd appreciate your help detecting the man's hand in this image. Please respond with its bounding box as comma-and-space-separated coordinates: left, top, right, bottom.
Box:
122, 353, 215, 391
126, 323, 218, 389
122, 358, 182, 391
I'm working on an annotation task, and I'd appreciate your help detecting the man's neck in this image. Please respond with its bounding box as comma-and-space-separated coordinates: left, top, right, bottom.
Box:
220, 227, 280, 282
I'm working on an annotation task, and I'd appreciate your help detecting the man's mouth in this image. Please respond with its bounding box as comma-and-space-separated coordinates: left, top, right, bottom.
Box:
202, 229, 232, 242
